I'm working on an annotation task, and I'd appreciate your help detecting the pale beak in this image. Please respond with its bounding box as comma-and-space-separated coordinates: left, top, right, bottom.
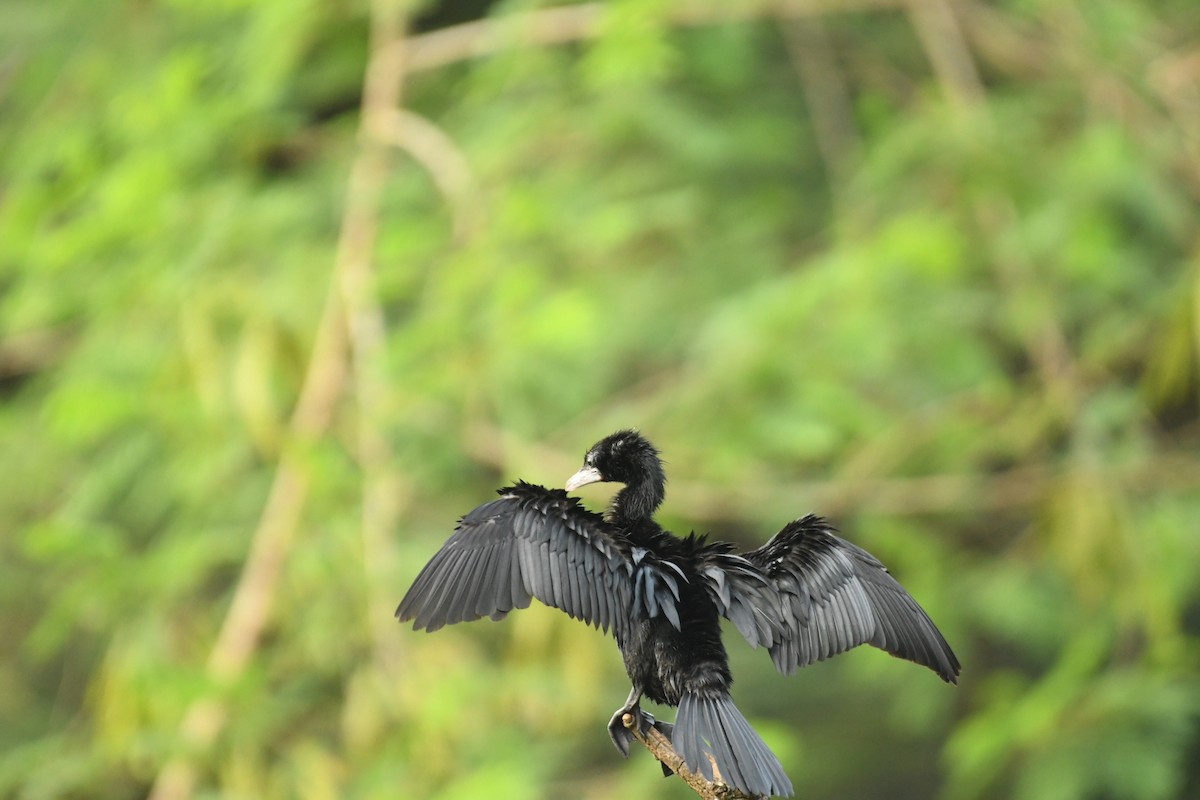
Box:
565, 465, 603, 492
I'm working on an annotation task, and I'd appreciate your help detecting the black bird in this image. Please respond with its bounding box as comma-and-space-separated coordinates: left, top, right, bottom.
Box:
397, 430, 960, 798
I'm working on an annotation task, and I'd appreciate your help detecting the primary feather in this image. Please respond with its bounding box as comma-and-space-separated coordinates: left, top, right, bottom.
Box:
396, 481, 684, 641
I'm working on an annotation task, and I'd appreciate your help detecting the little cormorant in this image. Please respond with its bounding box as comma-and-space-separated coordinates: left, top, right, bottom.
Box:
397, 430, 960, 798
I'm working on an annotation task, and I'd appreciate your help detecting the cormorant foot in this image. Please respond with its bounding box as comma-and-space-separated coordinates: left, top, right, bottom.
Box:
607, 707, 635, 757
607, 705, 661, 758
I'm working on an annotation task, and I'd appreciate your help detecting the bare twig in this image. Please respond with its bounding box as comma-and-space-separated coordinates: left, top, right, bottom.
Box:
955, 2, 1051, 80
905, 0, 986, 109
405, 0, 907, 75
781, 16, 862, 189
366, 107, 480, 240
622, 713, 759, 800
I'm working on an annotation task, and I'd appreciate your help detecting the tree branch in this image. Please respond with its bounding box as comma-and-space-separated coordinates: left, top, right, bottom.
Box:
621, 713, 759, 800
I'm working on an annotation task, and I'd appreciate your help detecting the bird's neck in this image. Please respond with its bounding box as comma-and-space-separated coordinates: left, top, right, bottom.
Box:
611, 481, 664, 525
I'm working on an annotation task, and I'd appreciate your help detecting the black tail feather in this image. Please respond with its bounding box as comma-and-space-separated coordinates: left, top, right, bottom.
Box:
675, 692, 792, 798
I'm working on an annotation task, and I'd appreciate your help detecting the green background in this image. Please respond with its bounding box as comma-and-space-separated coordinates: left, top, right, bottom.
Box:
2, 0, 1199, 798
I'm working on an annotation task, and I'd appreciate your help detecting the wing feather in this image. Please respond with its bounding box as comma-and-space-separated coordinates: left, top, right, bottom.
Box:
695, 515, 961, 682
735, 514, 959, 682
396, 482, 683, 639
692, 543, 781, 650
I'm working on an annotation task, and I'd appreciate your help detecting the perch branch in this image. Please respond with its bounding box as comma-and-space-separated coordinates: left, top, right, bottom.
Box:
621, 713, 759, 800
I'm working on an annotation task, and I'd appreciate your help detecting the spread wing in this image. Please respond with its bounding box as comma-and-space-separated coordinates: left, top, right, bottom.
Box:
717, 515, 960, 683
395, 482, 684, 640
689, 539, 785, 650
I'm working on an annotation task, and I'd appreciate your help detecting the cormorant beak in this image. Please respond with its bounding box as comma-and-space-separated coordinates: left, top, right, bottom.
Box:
565, 465, 603, 492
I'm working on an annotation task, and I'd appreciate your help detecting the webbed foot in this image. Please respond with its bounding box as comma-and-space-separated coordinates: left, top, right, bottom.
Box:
607, 705, 656, 757
610, 702, 670, 753
607, 700, 678, 776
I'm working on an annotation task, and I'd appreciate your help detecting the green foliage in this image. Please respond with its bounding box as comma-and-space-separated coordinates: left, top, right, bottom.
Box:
3, 0, 1200, 798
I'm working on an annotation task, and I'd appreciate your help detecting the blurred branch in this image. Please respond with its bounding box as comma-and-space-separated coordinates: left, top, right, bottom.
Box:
973, 196, 1083, 413
150, 259, 350, 800
341, 0, 409, 673
780, 16, 862, 190
149, 2, 413, 798
365, 106, 480, 240
405, 0, 906, 75
905, 0, 985, 109
0, 327, 72, 378
464, 420, 1045, 518
622, 712, 758, 800
396, 0, 984, 195
550, 367, 689, 445
956, 2, 1051, 80
464, 421, 1200, 520
1147, 48, 1200, 191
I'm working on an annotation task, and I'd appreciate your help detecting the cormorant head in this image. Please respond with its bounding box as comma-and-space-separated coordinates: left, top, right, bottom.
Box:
565, 429, 665, 500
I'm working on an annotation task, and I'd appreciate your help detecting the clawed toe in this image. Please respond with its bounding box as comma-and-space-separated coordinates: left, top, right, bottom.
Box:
607, 709, 635, 757
608, 704, 664, 757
